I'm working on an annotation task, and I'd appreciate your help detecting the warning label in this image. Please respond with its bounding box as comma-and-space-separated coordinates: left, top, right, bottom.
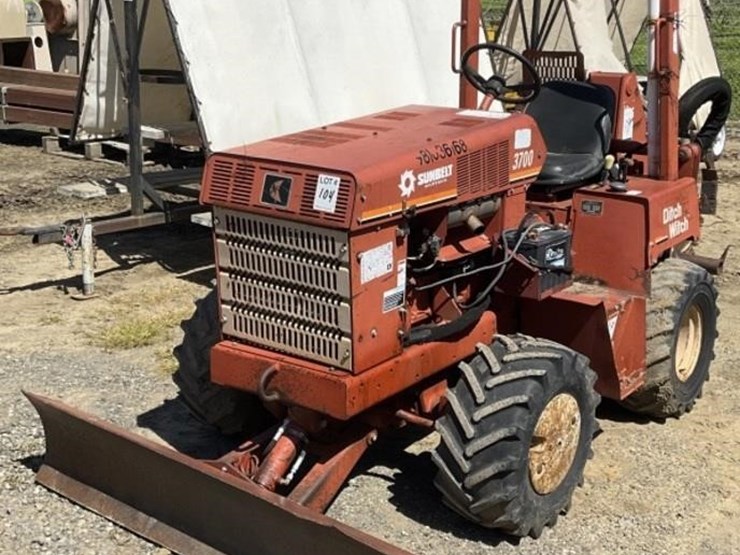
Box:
360, 242, 393, 284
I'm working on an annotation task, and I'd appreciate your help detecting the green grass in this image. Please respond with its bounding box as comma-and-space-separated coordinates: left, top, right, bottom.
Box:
710, 4, 740, 119
95, 312, 186, 350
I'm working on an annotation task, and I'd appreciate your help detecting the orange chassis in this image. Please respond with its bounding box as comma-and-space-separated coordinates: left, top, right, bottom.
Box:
203, 0, 705, 504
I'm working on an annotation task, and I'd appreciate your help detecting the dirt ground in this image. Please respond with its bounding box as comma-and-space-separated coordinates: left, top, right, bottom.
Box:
1, 128, 739, 555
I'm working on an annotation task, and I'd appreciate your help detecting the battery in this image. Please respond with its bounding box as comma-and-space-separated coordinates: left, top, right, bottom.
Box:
503, 225, 572, 293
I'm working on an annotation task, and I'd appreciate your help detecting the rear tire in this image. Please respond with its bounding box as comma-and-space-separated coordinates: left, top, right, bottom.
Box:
433, 335, 600, 538
621, 258, 718, 418
173, 289, 270, 435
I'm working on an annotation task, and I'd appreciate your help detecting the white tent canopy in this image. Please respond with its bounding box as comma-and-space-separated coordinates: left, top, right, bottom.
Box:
493, 0, 721, 91
75, 0, 473, 153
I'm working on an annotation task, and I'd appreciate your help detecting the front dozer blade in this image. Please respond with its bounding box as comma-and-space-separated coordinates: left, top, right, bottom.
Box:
25, 392, 411, 555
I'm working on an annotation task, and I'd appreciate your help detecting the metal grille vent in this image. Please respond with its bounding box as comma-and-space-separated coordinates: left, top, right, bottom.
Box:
222, 211, 345, 259
373, 110, 421, 121
215, 208, 352, 369
332, 121, 391, 133
272, 130, 361, 148
299, 175, 352, 223
523, 50, 586, 83
457, 141, 510, 197
207, 158, 255, 204
439, 118, 485, 129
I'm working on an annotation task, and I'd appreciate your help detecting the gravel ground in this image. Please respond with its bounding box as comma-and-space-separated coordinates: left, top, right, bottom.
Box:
0, 351, 170, 555
0, 131, 739, 555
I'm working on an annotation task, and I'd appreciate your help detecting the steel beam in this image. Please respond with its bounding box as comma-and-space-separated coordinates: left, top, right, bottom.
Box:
124, 0, 144, 216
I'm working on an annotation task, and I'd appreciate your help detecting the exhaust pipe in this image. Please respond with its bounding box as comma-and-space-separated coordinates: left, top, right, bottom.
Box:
677, 245, 730, 275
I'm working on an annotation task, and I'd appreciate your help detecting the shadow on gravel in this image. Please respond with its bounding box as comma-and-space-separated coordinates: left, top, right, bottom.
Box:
351, 428, 520, 548
1, 224, 214, 295
596, 399, 654, 425
0, 128, 46, 148
95, 224, 215, 287
136, 396, 241, 460
18, 454, 44, 472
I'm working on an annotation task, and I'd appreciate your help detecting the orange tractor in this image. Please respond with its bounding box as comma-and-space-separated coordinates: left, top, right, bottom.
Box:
27, 0, 731, 553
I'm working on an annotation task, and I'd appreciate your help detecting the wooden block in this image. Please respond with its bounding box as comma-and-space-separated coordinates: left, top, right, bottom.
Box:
0, 66, 78, 91
4, 85, 76, 112
4, 106, 73, 129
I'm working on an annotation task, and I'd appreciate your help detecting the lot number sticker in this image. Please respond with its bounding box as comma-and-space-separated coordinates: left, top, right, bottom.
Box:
313, 174, 341, 213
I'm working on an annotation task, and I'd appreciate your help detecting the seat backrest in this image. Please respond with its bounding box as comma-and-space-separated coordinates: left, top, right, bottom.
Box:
525, 81, 615, 157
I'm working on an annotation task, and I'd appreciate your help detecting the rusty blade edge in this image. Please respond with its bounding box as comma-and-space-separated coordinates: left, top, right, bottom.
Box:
24, 390, 413, 555
37, 465, 223, 555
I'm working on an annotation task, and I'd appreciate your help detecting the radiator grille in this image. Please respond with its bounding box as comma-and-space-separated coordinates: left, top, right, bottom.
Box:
215, 208, 352, 369
457, 141, 510, 197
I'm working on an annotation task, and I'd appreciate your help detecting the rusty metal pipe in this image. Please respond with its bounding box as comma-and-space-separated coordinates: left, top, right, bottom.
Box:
448, 198, 500, 229
677, 246, 730, 275
395, 409, 435, 429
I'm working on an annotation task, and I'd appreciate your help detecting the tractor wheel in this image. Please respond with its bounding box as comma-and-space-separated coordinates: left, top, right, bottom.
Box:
621, 258, 718, 418
432, 335, 600, 538
173, 289, 269, 435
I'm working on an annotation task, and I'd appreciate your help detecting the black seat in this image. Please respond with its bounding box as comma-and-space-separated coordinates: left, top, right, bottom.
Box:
525, 81, 615, 190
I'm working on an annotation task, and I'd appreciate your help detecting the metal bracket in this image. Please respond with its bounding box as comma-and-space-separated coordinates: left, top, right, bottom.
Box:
140, 176, 165, 210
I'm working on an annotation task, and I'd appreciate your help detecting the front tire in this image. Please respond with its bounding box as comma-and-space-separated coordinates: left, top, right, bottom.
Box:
621, 258, 718, 418
173, 290, 270, 435
433, 335, 600, 538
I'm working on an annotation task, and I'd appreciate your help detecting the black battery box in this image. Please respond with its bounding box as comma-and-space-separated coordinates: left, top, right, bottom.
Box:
503, 224, 572, 293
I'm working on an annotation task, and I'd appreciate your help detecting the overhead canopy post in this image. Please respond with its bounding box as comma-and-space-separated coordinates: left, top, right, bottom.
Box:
124, 0, 143, 216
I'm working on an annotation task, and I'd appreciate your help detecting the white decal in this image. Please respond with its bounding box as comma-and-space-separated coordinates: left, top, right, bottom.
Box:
456, 109, 511, 119
397, 260, 407, 287
608, 313, 619, 340
313, 174, 341, 213
399, 165, 454, 198
622, 106, 635, 140
398, 170, 416, 198
361, 242, 394, 284
513, 149, 535, 171
662, 202, 689, 238
514, 128, 532, 150
417, 164, 453, 187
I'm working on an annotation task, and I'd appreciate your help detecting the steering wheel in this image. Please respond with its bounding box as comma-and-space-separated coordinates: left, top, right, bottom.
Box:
461, 43, 541, 105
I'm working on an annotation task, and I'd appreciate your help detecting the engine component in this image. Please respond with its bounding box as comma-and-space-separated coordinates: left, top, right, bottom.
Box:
504, 224, 572, 294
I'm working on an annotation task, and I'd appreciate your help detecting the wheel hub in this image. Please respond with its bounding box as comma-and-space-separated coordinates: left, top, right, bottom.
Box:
675, 304, 703, 382
528, 393, 581, 495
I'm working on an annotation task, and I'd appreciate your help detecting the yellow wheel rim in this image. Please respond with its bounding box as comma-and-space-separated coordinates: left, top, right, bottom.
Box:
675, 304, 703, 383
528, 393, 581, 495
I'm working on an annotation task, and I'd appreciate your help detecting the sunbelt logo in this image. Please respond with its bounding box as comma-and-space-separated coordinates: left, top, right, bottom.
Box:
398, 164, 454, 198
